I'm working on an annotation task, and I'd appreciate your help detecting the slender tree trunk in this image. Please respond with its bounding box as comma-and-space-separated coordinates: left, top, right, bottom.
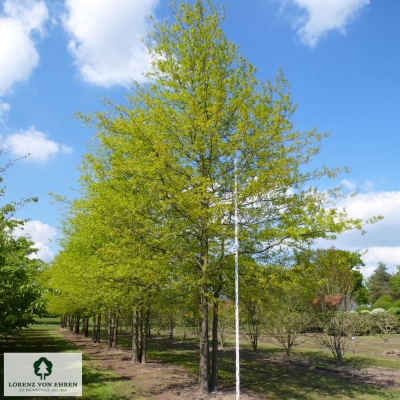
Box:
74, 315, 80, 335
108, 310, 115, 349
141, 307, 150, 364
132, 309, 140, 364
210, 299, 219, 392
199, 293, 209, 394
70, 315, 74, 332
96, 313, 101, 343
113, 314, 118, 348
84, 316, 89, 337
92, 315, 96, 342
169, 320, 174, 339
82, 316, 89, 338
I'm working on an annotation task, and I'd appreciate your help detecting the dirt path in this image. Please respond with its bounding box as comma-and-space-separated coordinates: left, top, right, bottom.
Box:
57, 329, 267, 400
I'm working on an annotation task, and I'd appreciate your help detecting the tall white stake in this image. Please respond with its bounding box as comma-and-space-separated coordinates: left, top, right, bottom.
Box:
234, 156, 240, 400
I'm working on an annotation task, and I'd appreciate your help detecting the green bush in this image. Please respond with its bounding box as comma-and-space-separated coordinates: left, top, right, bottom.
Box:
393, 299, 400, 308
372, 295, 394, 310
356, 305, 371, 313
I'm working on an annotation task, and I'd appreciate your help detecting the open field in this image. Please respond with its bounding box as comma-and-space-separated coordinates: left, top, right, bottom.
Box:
2, 322, 400, 399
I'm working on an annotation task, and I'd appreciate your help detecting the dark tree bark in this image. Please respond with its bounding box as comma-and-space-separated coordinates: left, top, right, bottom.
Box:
69, 315, 74, 332
199, 293, 209, 394
74, 315, 80, 335
132, 309, 140, 364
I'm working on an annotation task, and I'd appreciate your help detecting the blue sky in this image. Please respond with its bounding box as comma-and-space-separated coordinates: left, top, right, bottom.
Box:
1, 0, 399, 278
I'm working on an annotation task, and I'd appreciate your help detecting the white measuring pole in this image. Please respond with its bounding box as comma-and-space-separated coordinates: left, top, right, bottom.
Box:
234, 155, 240, 400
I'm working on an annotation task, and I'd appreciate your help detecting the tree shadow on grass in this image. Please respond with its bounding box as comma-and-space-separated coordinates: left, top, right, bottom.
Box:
0, 327, 134, 400
219, 349, 399, 400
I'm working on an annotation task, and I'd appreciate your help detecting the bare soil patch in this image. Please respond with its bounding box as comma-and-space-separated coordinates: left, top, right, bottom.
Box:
57, 329, 266, 400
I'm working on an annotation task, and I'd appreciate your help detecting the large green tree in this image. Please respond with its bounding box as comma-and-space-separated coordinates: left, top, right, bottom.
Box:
70, 1, 379, 393
390, 266, 400, 300
0, 153, 43, 339
367, 262, 392, 303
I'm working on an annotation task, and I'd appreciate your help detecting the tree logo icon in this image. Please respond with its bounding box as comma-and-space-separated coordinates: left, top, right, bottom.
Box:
33, 357, 53, 380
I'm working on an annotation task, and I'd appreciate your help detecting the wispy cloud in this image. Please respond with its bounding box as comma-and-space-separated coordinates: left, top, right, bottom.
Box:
341, 179, 357, 191
62, 0, 158, 87
0, 127, 72, 162
0, 101, 11, 123
0, 0, 49, 95
283, 0, 369, 47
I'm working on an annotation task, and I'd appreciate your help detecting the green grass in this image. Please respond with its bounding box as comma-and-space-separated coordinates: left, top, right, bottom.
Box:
114, 327, 400, 400
32, 317, 61, 326
138, 336, 400, 400
6, 324, 400, 399
0, 326, 151, 400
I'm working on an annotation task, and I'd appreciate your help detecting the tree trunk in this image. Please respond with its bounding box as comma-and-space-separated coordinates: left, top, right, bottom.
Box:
113, 314, 118, 348
210, 299, 219, 392
132, 309, 140, 364
70, 315, 74, 332
96, 313, 101, 343
169, 320, 174, 339
108, 311, 117, 349
199, 293, 209, 394
141, 307, 150, 364
84, 316, 89, 337
82, 316, 89, 338
74, 315, 80, 335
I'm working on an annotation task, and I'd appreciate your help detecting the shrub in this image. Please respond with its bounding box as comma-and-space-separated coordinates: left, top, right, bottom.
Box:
393, 299, 400, 308
372, 296, 393, 310
356, 306, 370, 313
371, 308, 386, 314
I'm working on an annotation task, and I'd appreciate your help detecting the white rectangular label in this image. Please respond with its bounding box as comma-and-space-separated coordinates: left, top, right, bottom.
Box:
4, 353, 82, 396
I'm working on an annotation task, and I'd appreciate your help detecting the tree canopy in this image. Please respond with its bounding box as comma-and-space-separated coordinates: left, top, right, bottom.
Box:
367, 262, 392, 304
0, 152, 43, 340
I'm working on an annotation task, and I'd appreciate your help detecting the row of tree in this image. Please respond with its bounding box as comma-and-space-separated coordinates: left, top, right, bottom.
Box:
44, 1, 381, 394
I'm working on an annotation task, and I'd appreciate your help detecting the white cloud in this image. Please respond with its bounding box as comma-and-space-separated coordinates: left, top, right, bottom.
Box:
0, 126, 72, 162
285, 0, 369, 47
0, 0, 49, 95
14, 220, 57, 262
316, 191, 400, 276
362, 179, 373, 192
361, 247, 400, 274
341, 179, 356, 191
62, 0, 158, 87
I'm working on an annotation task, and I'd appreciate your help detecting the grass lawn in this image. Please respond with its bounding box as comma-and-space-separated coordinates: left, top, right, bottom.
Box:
115, 326, 400, 400
0, 326, 150, 400
5, 321, 399, 399
32, 317, 61, 326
